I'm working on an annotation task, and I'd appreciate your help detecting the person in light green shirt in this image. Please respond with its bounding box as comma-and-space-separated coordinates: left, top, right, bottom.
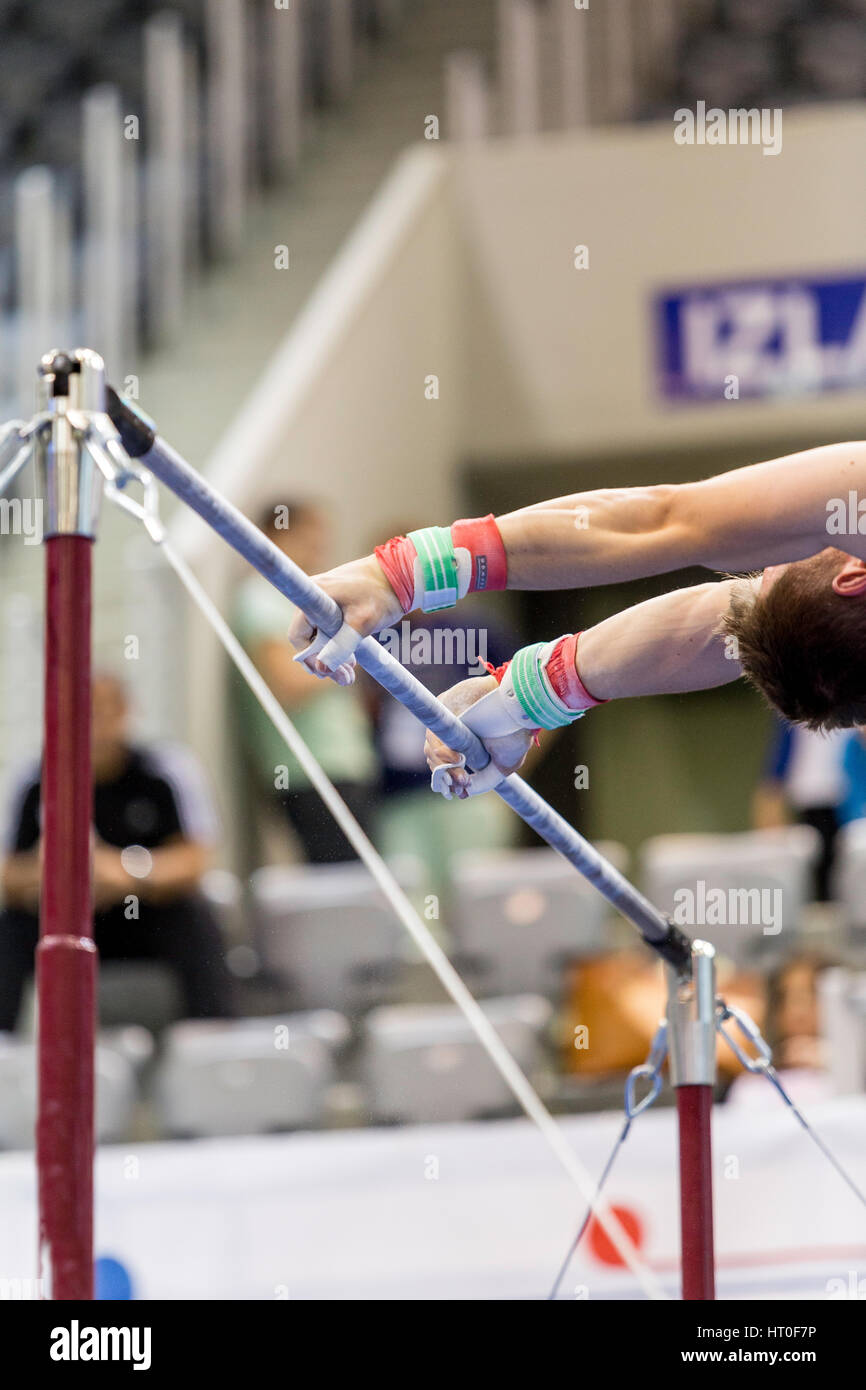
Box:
232, 501, 378, 863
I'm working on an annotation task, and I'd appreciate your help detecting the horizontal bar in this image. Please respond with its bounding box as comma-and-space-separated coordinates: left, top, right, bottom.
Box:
105, 390, 690, 966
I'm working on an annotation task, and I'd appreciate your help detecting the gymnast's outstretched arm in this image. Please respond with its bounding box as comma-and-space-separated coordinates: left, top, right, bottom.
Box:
503, 440, 866, 585
287, 440, 866, 671
422, 580, 743, 795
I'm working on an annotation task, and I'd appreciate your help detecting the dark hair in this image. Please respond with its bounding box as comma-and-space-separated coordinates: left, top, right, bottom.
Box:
723, 553, 866, 731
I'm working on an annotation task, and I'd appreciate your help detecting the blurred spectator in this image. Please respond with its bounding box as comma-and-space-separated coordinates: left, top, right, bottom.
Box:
562, 950, 766, 1084
0, 672, 232, 1031
725, 951, 839, 1107
766, 950, 837, 1069
752, 717, 855, 900
232, 500, 378, 863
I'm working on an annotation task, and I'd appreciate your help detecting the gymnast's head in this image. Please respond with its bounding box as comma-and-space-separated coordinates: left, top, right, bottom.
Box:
724, 548, 866, 730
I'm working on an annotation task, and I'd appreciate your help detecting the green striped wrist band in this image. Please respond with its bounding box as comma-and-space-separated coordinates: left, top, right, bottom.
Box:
509, 642, 585, 730
408, 525, 460, 612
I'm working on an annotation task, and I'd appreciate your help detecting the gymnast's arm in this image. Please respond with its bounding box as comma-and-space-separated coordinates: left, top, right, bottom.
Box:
1, 847, 42, 910
288, 442, 866, 663
424, 581, 744, 790
574, 580, 742, 697
501, 440, 866, 586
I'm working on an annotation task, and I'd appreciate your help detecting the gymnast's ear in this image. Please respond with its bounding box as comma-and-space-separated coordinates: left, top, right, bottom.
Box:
832, 556, 866, 598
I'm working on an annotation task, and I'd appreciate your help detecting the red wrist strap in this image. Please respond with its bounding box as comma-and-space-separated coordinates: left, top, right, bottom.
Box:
374, 535, 416, 614
452, 514, 507, 593
374, 515, 508, 615
547, 633, 607, 708
483, 660, 510, 685
486, 635, 605, 707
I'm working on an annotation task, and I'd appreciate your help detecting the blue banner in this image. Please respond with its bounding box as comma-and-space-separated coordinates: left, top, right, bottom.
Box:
655, 274, 866, 401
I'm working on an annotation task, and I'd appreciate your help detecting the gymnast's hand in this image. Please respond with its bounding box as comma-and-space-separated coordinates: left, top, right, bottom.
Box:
423, 676, 534, 800
288, 554, 405, 682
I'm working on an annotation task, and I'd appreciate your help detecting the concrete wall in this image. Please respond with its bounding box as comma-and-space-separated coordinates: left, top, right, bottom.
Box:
456, 104, 866, 461
189, 103, 866, 561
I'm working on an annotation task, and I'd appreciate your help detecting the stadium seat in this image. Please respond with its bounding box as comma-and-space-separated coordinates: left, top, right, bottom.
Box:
0, 1035, 137, 1148
793, 17, 866, 100
18, 960, 184, 1037
97, 961, 185, 1033
251, 857, 424, 1013
98, 1024, 156, 1076
640, 826, 821, 965
0, 38, 70, 116
817, 966, 866, 1096
360, 994, 552, 1124
447, 845, 627, 1000
831, 818, 866, 935
719, 0, 805, 40
200, 866, 245, 942
151, 1009, 350, 1138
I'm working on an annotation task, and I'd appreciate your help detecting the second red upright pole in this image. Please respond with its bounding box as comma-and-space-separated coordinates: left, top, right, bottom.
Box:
677, 1084, 716, 1300
668, 939, 717, 1302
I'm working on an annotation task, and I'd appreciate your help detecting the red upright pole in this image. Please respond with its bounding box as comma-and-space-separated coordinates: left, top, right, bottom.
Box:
676, 1084, 716, 1300
37, 535, 96, 1300
667, 940, 717, 1302
34, 349, 104, 1301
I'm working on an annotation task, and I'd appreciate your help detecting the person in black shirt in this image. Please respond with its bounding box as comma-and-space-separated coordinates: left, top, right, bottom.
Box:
0, 673, 233, 1031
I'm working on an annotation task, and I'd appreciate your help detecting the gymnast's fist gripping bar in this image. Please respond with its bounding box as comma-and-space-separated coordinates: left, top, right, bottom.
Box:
105, 387, 691, 971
